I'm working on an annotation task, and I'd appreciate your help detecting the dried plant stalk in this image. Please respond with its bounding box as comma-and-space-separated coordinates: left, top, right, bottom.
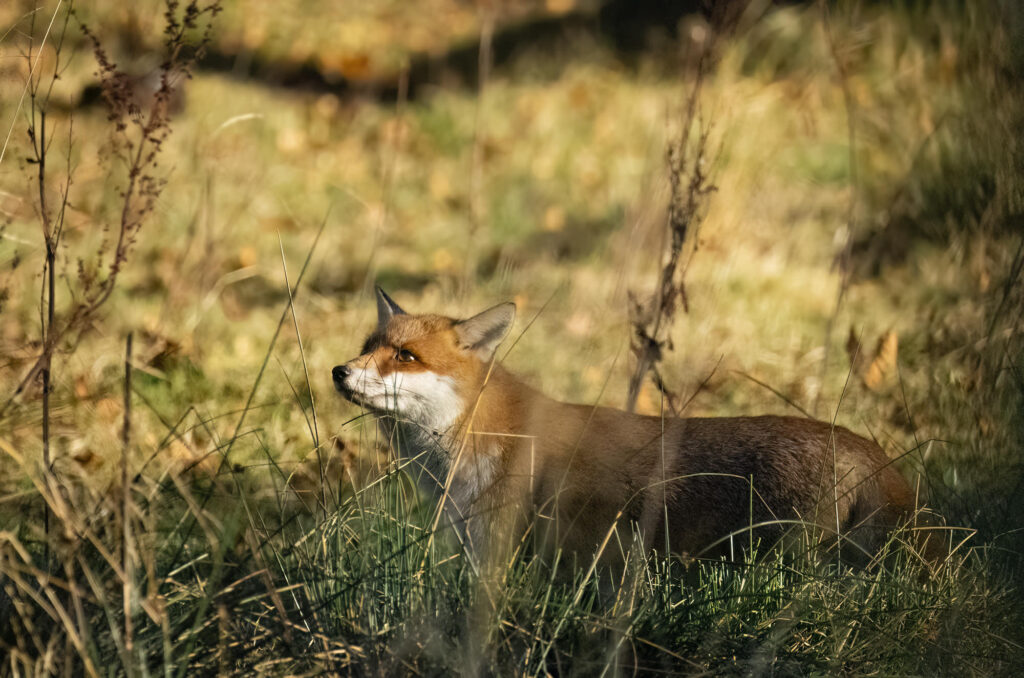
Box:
626, 64, 716, 414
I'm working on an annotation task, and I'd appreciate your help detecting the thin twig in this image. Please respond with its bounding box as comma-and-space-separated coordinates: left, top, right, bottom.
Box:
277, 233, 328, 515
0, 1, 62, 171
732, 370, 813, 419
122, 332, 134, 673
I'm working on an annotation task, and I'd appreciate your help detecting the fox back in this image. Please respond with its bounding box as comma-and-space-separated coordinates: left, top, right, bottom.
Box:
333, 289, 928, 565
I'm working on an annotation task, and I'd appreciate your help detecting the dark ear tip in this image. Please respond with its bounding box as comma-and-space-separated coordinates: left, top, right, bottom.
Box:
374, 285, 406, 320
375, 286, 400, 306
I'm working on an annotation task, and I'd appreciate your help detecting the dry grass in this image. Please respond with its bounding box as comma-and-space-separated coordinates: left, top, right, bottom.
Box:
0, 0, 1022, 674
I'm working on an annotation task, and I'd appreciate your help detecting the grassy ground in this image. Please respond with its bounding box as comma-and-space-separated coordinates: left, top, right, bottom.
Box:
1, 0, 1023, 674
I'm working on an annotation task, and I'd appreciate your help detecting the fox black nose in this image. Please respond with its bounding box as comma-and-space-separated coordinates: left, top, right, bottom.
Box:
332, 365, 351, 382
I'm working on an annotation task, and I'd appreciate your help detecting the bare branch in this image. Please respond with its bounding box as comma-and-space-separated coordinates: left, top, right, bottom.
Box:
625, 51, 717, 413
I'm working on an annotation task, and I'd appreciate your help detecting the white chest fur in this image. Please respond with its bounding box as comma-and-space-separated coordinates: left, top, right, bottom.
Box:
379, 417, 500, 548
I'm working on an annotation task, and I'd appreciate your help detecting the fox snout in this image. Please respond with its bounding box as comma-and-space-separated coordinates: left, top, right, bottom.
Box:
332, 364, 351, 383
332, 363, 354, 396
333, 360, 375, 408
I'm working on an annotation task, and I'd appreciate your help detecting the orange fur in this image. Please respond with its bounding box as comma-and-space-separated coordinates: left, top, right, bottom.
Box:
334, 291, 933, 566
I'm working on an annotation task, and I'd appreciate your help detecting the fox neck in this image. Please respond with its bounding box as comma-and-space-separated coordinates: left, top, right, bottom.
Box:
382, 364, 537, 512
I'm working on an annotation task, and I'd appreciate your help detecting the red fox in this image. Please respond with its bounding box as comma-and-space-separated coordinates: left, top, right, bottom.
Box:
333, 288, 928, 566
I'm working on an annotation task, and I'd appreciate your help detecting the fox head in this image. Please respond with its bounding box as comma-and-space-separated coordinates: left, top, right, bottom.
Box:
332, 288, 516, 433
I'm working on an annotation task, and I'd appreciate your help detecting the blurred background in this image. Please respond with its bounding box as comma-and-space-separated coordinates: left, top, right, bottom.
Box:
2, 0, 1024, 673
2, 0, 1023, 530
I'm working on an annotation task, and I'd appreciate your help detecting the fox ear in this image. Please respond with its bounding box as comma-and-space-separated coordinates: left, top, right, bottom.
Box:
375, 286, 406, 328
455, 302, 516, 360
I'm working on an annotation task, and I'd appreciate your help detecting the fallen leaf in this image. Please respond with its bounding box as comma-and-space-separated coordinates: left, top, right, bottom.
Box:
429, 169, 452, 201
432, 248, 455, 273
74, 375, 90, 400
238, 246, 258, 269
863, 331, 898, 391
543, 206, 566, 232
565, 311, 591, 336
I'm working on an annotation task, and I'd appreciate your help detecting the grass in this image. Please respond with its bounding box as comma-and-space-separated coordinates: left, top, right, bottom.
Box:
1, 0, 1023, 674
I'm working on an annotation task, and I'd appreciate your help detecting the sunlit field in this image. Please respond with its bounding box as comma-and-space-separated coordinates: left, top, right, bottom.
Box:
1, 0, 1023, 674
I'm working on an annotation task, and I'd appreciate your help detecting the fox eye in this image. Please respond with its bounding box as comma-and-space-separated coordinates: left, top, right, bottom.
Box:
396, 348, 417, 363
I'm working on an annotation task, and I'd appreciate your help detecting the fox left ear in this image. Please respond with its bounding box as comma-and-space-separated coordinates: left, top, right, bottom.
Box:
375, 286, 406, 329
455, 302, 516, 360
